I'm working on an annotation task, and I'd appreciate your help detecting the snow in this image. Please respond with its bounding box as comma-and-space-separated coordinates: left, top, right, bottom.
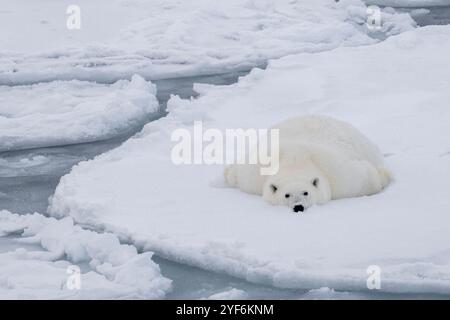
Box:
300, 287, 368, 300
0, 0, 168, 52
0, 75, 158, 151
366, 0, 450, 7
409, 8, 432, 17
49, 25, 450, 295
0, 210, 171, 299
206, 288, 248, 300
0, 0, 415, 85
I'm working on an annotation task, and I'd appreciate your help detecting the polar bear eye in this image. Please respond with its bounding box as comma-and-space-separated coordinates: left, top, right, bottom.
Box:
285, 193, 290, 198
303, 191, 308, 196
270, 184, 278, 193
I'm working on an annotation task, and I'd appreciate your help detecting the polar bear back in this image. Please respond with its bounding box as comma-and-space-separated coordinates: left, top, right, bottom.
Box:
273, 115, 383, 167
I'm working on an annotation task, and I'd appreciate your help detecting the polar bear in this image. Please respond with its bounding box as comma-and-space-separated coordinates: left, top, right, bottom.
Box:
224, 115, 391, 212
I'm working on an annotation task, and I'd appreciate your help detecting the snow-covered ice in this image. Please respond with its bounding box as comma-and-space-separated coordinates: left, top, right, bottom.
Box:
366, 0, 450, 7
0, 210, 171, 299
206, 288, 248, 300
300, 287, 368, 300
49, 25, 450, 294
0, 0, 415, 85
1, 0, 448, 300
0, 0, 155, 52
0, 75, 158, 151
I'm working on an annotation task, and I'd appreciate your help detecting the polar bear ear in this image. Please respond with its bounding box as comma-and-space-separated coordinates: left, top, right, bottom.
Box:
312, 178, 319, 188
270, 184, 278, 193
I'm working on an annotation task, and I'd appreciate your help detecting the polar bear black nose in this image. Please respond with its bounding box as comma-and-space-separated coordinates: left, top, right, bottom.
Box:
293, 205, 304, 213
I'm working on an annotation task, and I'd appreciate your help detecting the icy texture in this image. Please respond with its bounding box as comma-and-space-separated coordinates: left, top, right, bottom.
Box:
49, 25, 450, 294
0, 0, 155, 52
0, 211, 171, 299
366, 0, 450, 7
0, 0, 415, 85
207, 288, 248, 300
300, 287, 368, 300
0, 75, 158, 151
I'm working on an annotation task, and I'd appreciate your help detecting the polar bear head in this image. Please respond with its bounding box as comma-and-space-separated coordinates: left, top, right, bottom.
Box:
262, 169, 331, 213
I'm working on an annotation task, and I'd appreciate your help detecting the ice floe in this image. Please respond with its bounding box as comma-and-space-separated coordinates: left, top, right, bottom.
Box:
366, 0, 450, 7
0, 210, 171, 299
0, 0, 415, 85
206, 288, 248, 300
49, 25, 450, 294
0, 75, 158, 151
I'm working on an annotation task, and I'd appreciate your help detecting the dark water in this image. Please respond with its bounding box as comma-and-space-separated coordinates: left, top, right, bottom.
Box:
152, 256, 304, 300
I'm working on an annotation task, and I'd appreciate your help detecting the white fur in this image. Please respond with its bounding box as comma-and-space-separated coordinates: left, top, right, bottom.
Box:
224, 115, 391, 212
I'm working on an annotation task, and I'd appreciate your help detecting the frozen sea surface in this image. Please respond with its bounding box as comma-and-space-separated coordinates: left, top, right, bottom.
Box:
1, 4, 449, 299
3, 69, 445, 299
0, 70, 310, 300
0, 0, 415, 85
0, 212, 171, 299
0, 233, 444, 300
0, 76, 159, 153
